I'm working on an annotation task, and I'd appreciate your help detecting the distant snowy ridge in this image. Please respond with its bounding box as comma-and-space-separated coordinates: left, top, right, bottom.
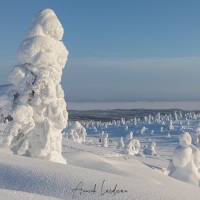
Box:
68, 101, 200, 110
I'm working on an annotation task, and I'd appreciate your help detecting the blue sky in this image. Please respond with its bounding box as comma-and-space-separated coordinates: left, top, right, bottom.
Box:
0, 1, 200, 102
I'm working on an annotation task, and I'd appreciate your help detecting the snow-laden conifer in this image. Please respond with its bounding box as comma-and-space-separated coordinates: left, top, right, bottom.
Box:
2, 9, 68, 164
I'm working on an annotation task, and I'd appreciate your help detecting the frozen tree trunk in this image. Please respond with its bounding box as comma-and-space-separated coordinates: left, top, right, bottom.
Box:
1, 9, 68, 164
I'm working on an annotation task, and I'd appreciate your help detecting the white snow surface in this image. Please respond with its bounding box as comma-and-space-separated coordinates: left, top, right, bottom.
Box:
1, 109, 200, 199
0, 137, 199, 200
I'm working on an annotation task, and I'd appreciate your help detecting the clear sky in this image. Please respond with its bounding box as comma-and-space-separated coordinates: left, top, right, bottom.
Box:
0, 0, 200, 102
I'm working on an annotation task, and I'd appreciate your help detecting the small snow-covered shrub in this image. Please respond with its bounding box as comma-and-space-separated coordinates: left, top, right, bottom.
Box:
101, 132, 108, 147
123, 139, 135, 155
166, 133, 171, 139
126, 131, 133, 143
117, 137, 124, 149
141, 127, 147, 134
132, 139, 140, 154
151, 130, 154, 135
191, 125, 200, 148
169, 120, 174, 130
143, 141, 156, 156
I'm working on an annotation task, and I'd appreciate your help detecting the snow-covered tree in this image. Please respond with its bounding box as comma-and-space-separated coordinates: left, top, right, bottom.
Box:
168, 132, 200, 186
133, 117, 137, 126
143, 141, 157, 156
123, 138, 140, 155
132, 139, 140, 154
126, 131, 133, 143
141, 126, 147, 134
191, 124, 200, 148
178, 111, 183, 118
117, 137, 124, 149
65, 121, 87, 143
123, 139, 135, 155
169, 119, 174, 130
1, 9, 68, 164
166, 133, 171, 139
174, 111, 178, 121
101, 132, 108, 147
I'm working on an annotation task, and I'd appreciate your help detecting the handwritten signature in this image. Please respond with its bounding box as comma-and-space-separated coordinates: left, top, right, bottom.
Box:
72, 180, 128, 199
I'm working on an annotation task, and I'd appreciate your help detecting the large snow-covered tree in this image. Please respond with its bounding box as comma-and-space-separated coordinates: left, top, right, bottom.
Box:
1, 9, 68, 164
168, 132, 200, 186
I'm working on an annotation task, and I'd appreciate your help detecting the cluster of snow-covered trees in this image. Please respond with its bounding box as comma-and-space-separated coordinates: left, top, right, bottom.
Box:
63, 121, 87, 143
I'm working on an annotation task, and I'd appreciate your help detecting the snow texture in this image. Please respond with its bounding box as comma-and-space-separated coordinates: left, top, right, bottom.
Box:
1, 9, 68, 164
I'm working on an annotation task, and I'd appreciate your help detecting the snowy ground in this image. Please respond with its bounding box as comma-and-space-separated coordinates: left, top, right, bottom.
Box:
0, 110, 200, 199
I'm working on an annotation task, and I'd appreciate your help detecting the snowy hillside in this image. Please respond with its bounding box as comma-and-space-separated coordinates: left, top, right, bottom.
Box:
0, 137, 200, 200
1, 110, 200, 199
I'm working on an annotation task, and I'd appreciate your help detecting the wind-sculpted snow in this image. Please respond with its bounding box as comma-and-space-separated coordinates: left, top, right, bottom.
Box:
1, 9, 68, 163
0, 141, 200, 200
